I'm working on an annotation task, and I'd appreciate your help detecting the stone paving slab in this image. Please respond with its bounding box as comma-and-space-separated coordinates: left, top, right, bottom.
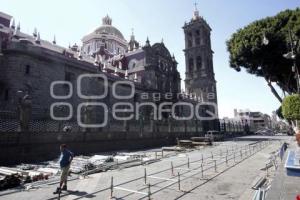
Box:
0, 136, 290, 200
266, 138, 300, 200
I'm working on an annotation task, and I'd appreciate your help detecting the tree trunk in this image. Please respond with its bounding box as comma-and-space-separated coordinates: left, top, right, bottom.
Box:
265, 79, 283, 103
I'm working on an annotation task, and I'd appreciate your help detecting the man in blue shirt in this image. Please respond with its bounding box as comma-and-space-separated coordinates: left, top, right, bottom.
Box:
54, 144, 74, 194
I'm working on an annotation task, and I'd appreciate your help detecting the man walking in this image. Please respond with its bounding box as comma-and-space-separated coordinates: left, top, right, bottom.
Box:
54, 144, 74, 194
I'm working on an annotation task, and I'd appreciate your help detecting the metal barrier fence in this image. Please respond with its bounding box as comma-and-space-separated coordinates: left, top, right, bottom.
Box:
108, 140, 272, 199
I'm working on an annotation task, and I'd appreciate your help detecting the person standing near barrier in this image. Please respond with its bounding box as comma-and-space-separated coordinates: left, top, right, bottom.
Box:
54, 144, 74, 194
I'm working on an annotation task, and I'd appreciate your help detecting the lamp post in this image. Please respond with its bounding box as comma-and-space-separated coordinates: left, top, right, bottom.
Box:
283, 29, 299, 93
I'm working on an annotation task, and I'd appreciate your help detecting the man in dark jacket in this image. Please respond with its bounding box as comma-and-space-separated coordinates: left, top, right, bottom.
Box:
54, 144, 74, 194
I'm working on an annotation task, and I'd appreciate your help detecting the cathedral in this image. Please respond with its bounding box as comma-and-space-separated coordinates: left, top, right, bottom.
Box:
0, 7, 218, 131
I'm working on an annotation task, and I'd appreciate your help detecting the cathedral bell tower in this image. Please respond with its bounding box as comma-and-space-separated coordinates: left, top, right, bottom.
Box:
183, 4, 217, 106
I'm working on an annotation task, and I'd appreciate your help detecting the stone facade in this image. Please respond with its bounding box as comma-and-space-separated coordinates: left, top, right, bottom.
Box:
0, 10, 221, 132
0, 12, 183, 126
183, 7, 218, 105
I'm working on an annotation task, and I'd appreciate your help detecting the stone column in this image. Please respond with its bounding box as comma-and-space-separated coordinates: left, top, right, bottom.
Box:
123, 119, 128, 132
184, 120, 187, 135
149, 111, 154, 133
18, 94, 32, 132
168, 114, 172, 133
193, 57, 197, 72
139, 115, 144, 138
82, 104, 93, 132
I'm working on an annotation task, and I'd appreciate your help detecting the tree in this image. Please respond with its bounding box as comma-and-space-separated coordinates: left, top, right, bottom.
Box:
276, 106, 284, 120
282, 94, 300, 127
227, 8, 300, 103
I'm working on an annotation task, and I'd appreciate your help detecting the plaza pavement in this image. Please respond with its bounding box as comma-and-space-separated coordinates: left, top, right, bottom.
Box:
0, 135, 291, 200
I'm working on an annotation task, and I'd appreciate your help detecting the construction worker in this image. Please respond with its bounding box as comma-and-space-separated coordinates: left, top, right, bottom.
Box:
54, 144, 74, 194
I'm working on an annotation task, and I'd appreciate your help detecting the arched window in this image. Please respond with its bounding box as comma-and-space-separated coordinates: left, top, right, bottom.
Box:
188, 58, 194, 72
195, 30, 200, 46
187, 32, 193, 47
25, 65, 30, 75
188, 40, 192, 48
196, 56, 202, 70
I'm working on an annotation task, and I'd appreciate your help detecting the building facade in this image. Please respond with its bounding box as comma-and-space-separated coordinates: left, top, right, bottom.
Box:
182, 7, 219, 131
183, 7, 217, 105
233, 109, 272, 132
0, 11, 200, 132
0, 8, 222, 133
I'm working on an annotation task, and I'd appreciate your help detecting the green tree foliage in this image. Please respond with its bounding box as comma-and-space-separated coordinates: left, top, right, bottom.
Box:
227, 8, 300, 98
282, 94, 300, 120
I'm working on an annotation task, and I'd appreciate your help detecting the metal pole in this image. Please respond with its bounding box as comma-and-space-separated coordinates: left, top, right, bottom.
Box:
202, 154, 204, 163
226, 155, 228, 165
187, 157, 190, 168
201, 163, 204, 178
178, 172, 181, 191
171, 161, 174, 176
234, 152, 236, 163
148, 183, 151, 200
155, 152, 157, 160
249, 145, 251, 155
211, 152, 213, 159
144, 168, 147, 185
110, 176, 113, 199
214, 160, 217, 172
161, 149, 164, 158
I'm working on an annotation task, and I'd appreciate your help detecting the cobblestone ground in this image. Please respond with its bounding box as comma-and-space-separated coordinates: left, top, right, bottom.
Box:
0, 135, 291, 200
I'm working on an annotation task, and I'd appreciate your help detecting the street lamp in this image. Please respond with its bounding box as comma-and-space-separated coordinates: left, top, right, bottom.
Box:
283, 29, 300, 93
262, 33, 269, 46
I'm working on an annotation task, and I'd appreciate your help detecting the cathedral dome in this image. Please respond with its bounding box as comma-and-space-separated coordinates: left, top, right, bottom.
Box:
82, 15, 125, 42
93, 25, 124, 39
81, 15, 128, 55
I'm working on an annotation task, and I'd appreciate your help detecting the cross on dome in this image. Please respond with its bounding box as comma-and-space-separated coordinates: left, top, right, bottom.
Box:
102, 15, 112, 25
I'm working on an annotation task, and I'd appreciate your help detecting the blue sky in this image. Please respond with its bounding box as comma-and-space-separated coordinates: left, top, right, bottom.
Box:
1, 0, 299, 117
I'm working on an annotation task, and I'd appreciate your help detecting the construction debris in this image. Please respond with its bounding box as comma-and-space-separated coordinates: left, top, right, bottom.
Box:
0, 174, 21, 191
0, 146, 190, 191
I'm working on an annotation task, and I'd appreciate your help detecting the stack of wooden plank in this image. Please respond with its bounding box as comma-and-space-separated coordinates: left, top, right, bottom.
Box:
177, 139, 193, 148
71, 156, 94, 174
0, 167, 21, 190
190, 137, 213, 146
